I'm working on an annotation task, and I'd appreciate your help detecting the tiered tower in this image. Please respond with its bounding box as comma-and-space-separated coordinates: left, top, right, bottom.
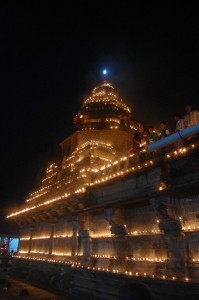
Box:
7, 79, 199, 300
7, 79, 135, 226
60, 80, 136, 173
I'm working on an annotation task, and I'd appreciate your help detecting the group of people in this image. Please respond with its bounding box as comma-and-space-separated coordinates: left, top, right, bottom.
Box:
173, 104, 199, 132
128, 104, 199, 157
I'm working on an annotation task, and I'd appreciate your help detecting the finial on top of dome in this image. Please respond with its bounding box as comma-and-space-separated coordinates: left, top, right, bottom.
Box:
102, 69, 108, 76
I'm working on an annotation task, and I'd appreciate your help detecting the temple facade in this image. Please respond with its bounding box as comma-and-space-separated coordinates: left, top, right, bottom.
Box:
8, 81, 199, 299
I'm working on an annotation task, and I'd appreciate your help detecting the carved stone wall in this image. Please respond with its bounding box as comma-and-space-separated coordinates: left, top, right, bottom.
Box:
11, 141, 199, 299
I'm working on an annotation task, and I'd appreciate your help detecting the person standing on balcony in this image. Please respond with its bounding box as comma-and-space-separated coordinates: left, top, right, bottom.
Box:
148, 126, 159, 143
173, 113, 186, 146
159, 122, 170, 139
184, 104, 199, 127
174, 113, 186, 132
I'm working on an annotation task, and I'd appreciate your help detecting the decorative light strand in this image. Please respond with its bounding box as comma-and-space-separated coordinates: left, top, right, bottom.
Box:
7, 143, 198, 219
14, 255, 192, 283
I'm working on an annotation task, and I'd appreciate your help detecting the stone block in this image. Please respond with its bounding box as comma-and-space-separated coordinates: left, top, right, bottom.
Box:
137, 175, 147, 188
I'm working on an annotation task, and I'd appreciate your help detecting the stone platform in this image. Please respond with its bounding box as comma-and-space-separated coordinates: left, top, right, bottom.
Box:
10, 258, 199, 300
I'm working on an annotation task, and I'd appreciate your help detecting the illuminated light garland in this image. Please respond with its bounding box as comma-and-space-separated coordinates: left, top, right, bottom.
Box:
74, 187, 85, 194
91, 233, 114, 238
52, 252, 72, 256
53, 234, 73, 238
63, 150, 113, 170
7, 192, 71, 218
26, 190, 48, 202
91, 254, 116, 259
26, 185, 50, 202
14, 255, 193, 283
126, 257, 167, 262
32, 236, 50, 240
42, 172, 57, 183
82, 81, 131, 114
46, 163, 58, 173
26, 165, 58, 202
182, 226, 199, 232
7, 143, 198, 219
89, 159, 154, 187
178, 216, 199, 233
166, 147, 187, 159
30, 251, 49, 254
105, 118, 120, 124
80, 118, 124, 127
127, 229, 161, 236
93, 81, 114, 92
90, 255, 167, 262
20, 228, 162, 241
68, 140, 113, 157
84, 96, 131, 113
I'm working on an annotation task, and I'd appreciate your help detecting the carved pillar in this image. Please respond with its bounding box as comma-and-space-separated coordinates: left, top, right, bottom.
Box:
72, 214, 93, 267
72, 216, 80, 257
28, 224, 35, 254
49, 220, 57, 255
79, 229, 93, 266
150, 196, 188, 277
104, 208, 127, 272
17, 225, 23, 253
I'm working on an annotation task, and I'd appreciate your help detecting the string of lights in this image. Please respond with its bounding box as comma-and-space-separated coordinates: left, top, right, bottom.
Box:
7, 142, 198, 219
14, 254, 192, 283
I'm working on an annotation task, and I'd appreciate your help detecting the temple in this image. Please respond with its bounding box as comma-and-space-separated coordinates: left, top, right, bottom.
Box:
7, 80, 199, 299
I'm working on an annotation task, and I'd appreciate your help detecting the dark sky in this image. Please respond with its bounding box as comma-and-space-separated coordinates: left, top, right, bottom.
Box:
0, 1, 198, 211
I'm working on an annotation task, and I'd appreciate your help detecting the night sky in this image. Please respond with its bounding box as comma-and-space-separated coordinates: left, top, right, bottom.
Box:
0, 1, 198, 212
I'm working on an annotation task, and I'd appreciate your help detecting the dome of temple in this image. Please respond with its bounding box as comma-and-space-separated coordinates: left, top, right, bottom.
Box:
74, 81, 133, 131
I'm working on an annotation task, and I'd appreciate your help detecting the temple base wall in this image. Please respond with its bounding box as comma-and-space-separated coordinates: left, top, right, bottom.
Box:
10, 258, 199, 300
11, 139, 199, 299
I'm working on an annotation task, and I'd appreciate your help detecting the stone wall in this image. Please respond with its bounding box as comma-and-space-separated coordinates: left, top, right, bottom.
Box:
11, 140, 199, 299
11, 258, 199, 300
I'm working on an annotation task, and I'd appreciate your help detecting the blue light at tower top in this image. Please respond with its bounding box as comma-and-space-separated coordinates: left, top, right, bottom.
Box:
102, 69, 108, 75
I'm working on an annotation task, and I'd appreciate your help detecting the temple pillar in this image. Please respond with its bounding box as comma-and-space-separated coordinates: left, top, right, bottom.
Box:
28, 225, 35, 254
49, 220, 57, 255
72, 216, 80, 257
17, 227, 23, 253
150, 196, 188, 278
72, 214, 93, 267
79, 229, 93, 266
104, 208, 127, 272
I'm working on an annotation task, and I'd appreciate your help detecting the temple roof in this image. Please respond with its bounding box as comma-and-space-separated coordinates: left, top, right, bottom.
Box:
74, 81, 132, 131
7, 80, 136, 221
82, 80, 131, 113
